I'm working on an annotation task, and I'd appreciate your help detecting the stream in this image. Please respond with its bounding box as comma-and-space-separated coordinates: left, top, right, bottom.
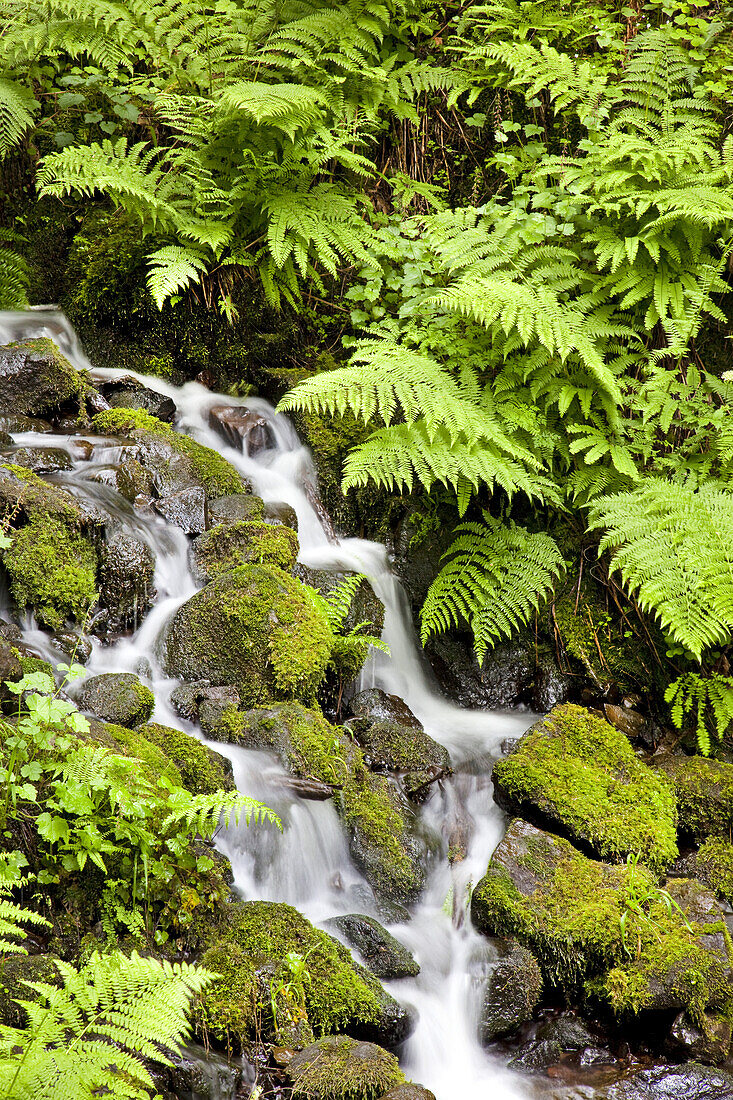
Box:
0, 308, 537, 1100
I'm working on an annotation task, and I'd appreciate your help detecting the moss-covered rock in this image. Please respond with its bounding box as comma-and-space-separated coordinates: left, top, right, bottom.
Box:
3, 514, 98, 630
91, 408, 245, 500
191, 520, 299, 581
690, 838, 733, 904
195, 901, 411, 1050
655, 754, 733, 841
286, 1036, 406, 1100
86, 719, 182, 788
324, 914, 420, 980
0, 955, 61, 1027
0, 339, 86, 420
0, 463, 92, 526
164, 564, 333, 705
76, 673, 155, 728
471, 820, 733, 1020
492, 705, 678, 873
207, 493, 265, 526
139, 722, 234, 795
207, 703, 425, 902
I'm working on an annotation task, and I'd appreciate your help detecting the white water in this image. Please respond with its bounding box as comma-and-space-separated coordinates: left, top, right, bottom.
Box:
0, 309, 536, 1100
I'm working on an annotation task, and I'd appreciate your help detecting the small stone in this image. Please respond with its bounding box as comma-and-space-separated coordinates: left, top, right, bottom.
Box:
269, 774, 335, 801
75, 672, 154, 728
7, 446, 73, 474
604, 702, 648, 740
264, 501, 298, 530
324, 914, 419, 980
207, 492, 263, 525
170, 680, 241, 723
98, 528, 155, 631
671, 1010, 732, 1064
286, 1036, 405, 1100
51, 632, 93, 664
271, 1046, 295, 1067
378, 1089, 436, 1100
115, 458, 155, 502
154, 487, 207, 534
480, 940, 542, 1043
100, 376, 176, 422
208, 405, 275, 455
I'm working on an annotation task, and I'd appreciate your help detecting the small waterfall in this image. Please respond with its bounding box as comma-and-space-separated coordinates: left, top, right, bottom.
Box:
0, 308, 533, 1100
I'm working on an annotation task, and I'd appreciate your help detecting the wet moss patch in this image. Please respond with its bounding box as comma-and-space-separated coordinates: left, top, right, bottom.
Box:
493, 704, 678, 873
655, 754, 733, 842
3, 514, 98, 630
192, 520, 299, 579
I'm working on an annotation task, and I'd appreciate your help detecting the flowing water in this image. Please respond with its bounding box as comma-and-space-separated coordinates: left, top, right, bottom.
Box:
0, 308, 539, 1100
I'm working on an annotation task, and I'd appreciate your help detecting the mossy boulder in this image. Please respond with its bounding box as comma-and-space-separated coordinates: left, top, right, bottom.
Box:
195, 901, 412, 1050
0, 339, 86, 419
76, 673, 155, 728
91, 408, 245, 500
207, 493, 264, 525
325, 914, 420, 980
377, 1089, 435, 1100
286, 1036, 405, 1100
204, 703, 426, 902
3, 514, 98, 630
492, 704, 678, 873
471, 820, 733, 1019
655, 754, 733, 841
164, 564, 333, 705
139, 722, 234, 795
86, 719, 182, 788
191, 520, 299, 582
0, 463, 94, 526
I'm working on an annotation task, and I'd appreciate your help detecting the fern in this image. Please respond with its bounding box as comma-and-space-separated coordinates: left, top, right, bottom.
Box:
0, 855, 49, 956
589, 480, 733, 661
0, 231, 29, 310
665, 673, 733, 756
161, 787, 282, 835
0, 77, 35, 158
0, 950, 213, 1100
420, 515, 565, 660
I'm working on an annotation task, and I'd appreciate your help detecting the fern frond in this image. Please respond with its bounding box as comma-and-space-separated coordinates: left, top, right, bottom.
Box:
420, 515, 565, 660
665, 673, 733, 755
0, 77, 36, 158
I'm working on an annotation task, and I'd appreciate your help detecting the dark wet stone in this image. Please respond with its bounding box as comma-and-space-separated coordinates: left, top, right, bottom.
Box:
508, 1037, 565, 1074
153, 487, 207, 534
269, 774, 335, 800
169, 681, 241, 723
427, 631, 535, 708
264, 500, 298, 529
603, 1063, 733, 1100
208, 405, 276, 455
100, 376, 176, 422
98, 528, 155, 631
51, 632, 93, 664
152, 1041, 242, 1100
671, 1011, 732, 1064
533, 646, 573, 711
207, 492, 263, 525
114, 458, 155, 502
6, 446, 73, 474
604, 703, 649, 741
75, 672, 154, 728
0, 414, 53, 434
347, 885, 411, 925
324, 913, 419, 979
294, 566, 385, 635
480, 940, 542, 1043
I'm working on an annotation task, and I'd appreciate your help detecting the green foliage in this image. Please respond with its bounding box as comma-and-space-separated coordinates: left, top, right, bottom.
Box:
0, 230, 29, 310
665, 672, 733, 755
319, 574, 388, 688
0, 949, 212, 1100
2, 516, 98, 631
420, 514, 564, 659
0, 667, 279, 945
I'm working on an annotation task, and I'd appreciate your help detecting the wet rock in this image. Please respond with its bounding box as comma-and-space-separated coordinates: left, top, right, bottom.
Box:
0, 956, 61, 1027
533, 645, 574, 711
377, 1088, 436, 1100
164, 564, 332, 705
324, 914, 419, 979
480, 940, 542, 1043
6, 446, 73, 474
264, 500, 298, 529
114, 458, 155, 502
0, 339, 86, 419
347, 886, 411, 926
654, 754, 733, 841
0, 415, 54, 434
344, 773, 426, 905
153, 1042, 241, 1100
426, 631, 535, 708
351, 689, 420, 729
294, 566, 385, 636
99, 376, 176, 422
75, 672, 155, 728
672, 837, 733, 906
286, 1036, 405, 1099
208, 405, 276, 455
153, 487, 207, 534
0, 638, 23, 709
191, 520, 299, 581
170, 680, 241, 724
207, 492, 263, 525
603, 702, 649, 741
471, 820, 733, 1017
51, 631, 93, 664
98, 528, 155, 631
197, 902, 413, 1050
0, 461, 99, 529
671, 1010, 732, 1064
603, 1063, 733, 1100
491, 704, 678, 872
269, 774, 335, 800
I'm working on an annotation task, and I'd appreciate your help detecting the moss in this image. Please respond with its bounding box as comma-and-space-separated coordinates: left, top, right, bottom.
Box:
695, 837, 733, 903
0, 463, 87, 525
165, 564, 333, 705
87, 720, 182, 788
196, 901, 388, 1048
3, 515, 98, 630
288, 1036, 406, 1100
0, 337, 86, 418
194, 520, 299, 578
655, 754, 733, 841
493, 704, 678, 873
140, 722, 233, 795
340, 773, 424, 902
15, 653, 54, 680
472, 822, 733, 1020
91, 408, 245, 499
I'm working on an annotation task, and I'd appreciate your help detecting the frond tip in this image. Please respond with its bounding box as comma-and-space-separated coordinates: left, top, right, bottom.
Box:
420, 514, 565, 661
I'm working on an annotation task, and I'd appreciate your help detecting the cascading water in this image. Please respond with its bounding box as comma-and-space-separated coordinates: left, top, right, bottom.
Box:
0, 309, 538, 1100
